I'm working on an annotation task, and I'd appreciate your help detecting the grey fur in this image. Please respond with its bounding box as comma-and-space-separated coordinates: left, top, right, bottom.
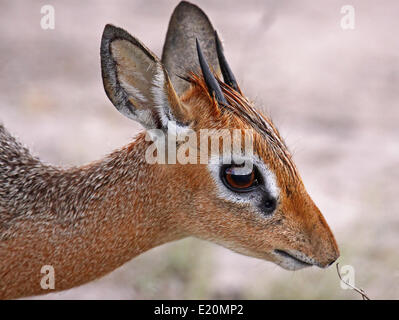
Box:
0, 124, 137, 241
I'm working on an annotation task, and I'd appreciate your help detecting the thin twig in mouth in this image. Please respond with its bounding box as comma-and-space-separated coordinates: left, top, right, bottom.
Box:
336, 263, 371, 300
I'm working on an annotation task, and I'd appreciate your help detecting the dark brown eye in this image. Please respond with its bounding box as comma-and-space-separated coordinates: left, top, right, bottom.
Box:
221, 165, 259, 192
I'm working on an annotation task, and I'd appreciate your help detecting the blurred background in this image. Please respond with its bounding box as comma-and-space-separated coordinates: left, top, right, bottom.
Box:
0, 0, 398, 299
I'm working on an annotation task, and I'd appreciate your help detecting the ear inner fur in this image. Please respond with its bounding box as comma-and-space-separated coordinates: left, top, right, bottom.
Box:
101, 24, 189, 129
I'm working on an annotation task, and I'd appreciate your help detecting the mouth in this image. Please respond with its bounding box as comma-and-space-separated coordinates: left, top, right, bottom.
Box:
274, 249, 315, 270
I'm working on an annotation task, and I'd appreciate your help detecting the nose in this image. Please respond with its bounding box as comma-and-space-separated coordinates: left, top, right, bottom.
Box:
318, 241, 340, 268
306, 206, 340, 268
326, 256, 338, 267
308, 222, 340, 268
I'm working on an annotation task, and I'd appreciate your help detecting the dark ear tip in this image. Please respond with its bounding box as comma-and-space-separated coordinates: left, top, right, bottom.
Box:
177, 1, 193, 7
177, 1, 204, 13
104, 23, 115, 30
102, 24, 117, 38
102, 24, 134, 44
102, 24, 124, 45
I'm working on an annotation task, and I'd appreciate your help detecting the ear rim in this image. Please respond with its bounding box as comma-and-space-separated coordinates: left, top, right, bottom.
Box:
100, 24, 189, 129
100, 24, 161, 128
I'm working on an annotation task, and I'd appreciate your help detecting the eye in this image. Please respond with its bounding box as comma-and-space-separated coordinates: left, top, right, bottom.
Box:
221, 164, 260, 192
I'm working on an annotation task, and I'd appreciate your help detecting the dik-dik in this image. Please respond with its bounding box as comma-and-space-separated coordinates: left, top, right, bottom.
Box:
0, 1, 339, 299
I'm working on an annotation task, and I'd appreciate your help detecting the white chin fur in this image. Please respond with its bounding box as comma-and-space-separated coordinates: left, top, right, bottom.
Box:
273, 250, 316, 270
276, 258, 313, 271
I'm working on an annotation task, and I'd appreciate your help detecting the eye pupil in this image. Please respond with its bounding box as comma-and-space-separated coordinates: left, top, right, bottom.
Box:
226, 170, 254, 187
222, 165, 258, 192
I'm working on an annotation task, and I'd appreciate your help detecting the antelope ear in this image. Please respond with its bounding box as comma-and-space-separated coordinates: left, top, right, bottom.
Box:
161, 1, 221, 96
101, 24, 189, 129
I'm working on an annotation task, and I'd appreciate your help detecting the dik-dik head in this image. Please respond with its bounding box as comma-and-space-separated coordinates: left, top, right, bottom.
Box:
100, 2, 339, 271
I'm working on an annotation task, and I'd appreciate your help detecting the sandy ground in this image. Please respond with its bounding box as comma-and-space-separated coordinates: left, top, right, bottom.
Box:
0, 0, 398, 299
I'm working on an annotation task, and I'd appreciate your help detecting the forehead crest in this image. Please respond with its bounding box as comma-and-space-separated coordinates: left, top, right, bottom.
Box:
186, 73, 299, 181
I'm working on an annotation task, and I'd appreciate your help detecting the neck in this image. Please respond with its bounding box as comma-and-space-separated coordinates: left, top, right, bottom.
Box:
0, 131, 183, 299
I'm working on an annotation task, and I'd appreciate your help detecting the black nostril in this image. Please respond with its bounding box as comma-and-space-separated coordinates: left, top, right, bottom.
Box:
327, 258, 337, 267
